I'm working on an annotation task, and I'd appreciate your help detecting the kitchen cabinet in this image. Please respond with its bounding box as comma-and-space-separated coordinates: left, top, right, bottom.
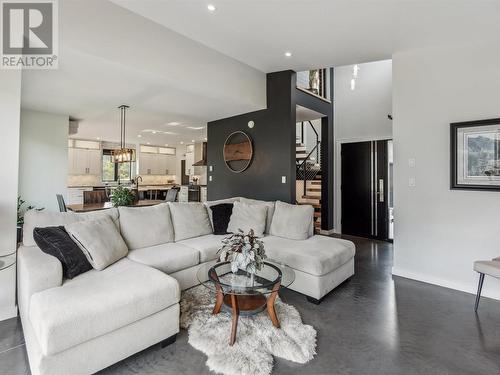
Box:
67, 187, 93, 205
140, 152, 176, 175
178, 186, 189, 203
69, 148, 102, 175
185, 152, 194, 176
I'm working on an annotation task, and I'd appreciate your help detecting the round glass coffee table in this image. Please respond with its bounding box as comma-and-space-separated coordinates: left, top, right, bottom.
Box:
197, 261, 295, 345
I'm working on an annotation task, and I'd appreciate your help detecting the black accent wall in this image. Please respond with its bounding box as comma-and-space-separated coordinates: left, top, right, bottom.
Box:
207, 69, 335, 230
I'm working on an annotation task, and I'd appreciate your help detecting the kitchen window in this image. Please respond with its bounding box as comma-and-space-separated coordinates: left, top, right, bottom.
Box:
102, 149, 136, 182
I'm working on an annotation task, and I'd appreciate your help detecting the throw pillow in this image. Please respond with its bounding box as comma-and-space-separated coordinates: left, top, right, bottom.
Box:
118, 203, 174, 250
239, 197, 275, 234
33, 226, 92, 279
227, 201, 267, 237
269, 201, 314, 240
168, 202, 213, 241
23, 210, 80, 247
65, 216, 128, 271
210, 203, 234, 235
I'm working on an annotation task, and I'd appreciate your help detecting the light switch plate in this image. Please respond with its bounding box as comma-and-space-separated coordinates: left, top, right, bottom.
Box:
408, 177, 416, 187
281, 176, 286, 183
209, 175, 213, 182
209, 166, 213, 172
408, 158, 416, 168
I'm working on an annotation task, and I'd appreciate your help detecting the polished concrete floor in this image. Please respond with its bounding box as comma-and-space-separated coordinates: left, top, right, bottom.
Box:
1, 237, 500, 374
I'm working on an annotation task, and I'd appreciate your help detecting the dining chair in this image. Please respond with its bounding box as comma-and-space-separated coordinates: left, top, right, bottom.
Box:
56, 194, 67, 212
83, 190, 109, 204
165, 188, 178, 202
473, 257, 500, 311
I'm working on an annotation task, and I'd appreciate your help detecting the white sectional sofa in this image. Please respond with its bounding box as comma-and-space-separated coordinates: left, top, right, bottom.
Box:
18, 198, 355, 375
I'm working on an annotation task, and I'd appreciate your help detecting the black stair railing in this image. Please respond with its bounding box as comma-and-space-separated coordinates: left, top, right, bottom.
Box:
297, 121, 321, 197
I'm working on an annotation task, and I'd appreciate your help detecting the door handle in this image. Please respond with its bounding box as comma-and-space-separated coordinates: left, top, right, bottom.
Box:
378, 179, 384, 202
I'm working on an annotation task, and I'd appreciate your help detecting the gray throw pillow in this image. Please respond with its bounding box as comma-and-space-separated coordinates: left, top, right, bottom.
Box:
227, 201, 267, 237
168, 202, 213, 241
65, 216, 128, 271
269, 201, 314, 240
239, 197, 275, 234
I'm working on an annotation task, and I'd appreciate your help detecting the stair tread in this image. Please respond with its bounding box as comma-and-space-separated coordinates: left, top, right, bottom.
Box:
301, 195, 321, 200
307, 187, 321, 191
314, 212, 321, 217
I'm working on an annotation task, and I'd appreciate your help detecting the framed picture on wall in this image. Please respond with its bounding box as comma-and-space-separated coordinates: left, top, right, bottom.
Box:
451, 118, 500, 190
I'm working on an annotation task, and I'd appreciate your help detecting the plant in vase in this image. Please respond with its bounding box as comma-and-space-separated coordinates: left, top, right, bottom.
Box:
109, 186, 135, 207
17, 196, 43, 243
218, 229, 266, 275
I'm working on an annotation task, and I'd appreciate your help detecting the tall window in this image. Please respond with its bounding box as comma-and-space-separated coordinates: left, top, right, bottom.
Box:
102, 149, 136, 182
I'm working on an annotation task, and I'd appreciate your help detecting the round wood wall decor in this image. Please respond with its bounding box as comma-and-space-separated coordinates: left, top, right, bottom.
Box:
223, 131, 253, 173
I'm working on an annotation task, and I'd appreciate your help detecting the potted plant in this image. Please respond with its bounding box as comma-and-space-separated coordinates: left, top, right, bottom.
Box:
17, 197, 43, 243
309, 69, 319, 95
109, 186, 136, 207
218, 229, 267, 275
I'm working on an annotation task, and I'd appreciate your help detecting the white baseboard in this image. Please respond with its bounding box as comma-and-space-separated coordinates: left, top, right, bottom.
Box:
0, 305, 18, 322
392, 267, 500, 301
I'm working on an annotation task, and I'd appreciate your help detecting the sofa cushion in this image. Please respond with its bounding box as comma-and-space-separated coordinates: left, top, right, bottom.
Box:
33, 226, 91, 279
227, 201, 267, 237
65, 216, 128, 271
178, 234, 226, 262
118, 203, 174, 250
240, 197, 275, 234
23, 208, 120, 247
270, 201, 314, 240
127, 242, 200, 273
29, 258, 179, 356
168, 202, 213, 241
262, 235, 355, 276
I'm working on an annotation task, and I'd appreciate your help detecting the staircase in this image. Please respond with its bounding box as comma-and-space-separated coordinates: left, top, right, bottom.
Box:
296, 138, 322, 233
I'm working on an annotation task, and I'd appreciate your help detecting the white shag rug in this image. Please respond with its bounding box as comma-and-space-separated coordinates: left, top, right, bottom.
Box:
180, 285, 317, 375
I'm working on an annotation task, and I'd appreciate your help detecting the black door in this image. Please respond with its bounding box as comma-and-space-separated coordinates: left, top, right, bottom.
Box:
341, 140, 389, 240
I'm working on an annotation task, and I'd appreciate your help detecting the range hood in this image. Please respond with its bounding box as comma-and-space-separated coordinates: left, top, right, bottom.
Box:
193, 142, 207, 166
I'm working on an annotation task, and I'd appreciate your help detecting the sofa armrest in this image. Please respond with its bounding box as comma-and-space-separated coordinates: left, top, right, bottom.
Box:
17, 245, 63, 316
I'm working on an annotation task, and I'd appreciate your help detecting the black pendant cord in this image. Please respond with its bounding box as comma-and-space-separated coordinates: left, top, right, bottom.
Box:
123, 105, 126, 149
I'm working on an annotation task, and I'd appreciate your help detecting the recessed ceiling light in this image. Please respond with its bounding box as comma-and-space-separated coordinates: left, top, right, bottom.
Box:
152, 131, 156, 134
187, 126, 205, 130
180, 141, 184, 145
285, 52, 292, 57
204, 137, 208, 141
147, 142, 151, 145
137, 134, 142, 138
207, 4, 216, 12
167, 122, 180, 126
165, 144, 169, 146
191, 139, 195, 143
96, 137, 100, 140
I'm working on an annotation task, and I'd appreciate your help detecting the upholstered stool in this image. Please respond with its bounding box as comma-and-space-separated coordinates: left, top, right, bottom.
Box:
473, 258, 500, 311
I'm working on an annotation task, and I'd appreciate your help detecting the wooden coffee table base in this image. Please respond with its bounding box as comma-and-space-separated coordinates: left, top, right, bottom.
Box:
212, 282, 281, 346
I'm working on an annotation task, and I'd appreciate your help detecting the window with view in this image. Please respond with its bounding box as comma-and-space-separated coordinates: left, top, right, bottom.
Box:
102, 150, 136, 182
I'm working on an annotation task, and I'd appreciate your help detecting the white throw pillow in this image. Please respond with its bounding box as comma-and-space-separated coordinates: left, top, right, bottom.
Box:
168, 202, 213, 241
77, 208, 120, 230
239, 197, 275, 234
65, 216, 128, 271
227, 201, 267, 237
118, 203, 174, 250
269, 201, 314, 240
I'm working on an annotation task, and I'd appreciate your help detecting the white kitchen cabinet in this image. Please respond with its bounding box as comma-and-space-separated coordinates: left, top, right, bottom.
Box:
139, 153, 155, 175
200, 186, 207, 203
185, 152, 194, 176
69, 148, 102, 176
178, 186, 189, 203
154, 154, 168, 175
67, 187, 93, 205
166, 155, 176, 175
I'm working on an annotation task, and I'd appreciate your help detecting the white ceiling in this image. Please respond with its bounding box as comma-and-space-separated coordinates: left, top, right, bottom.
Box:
21, 0, 500, 146
111, 0, 500, 72
21, 0, 266, 146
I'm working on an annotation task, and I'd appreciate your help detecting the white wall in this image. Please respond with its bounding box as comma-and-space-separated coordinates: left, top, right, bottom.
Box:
0, 70, 21, 320
19, 110, 69, 212
392, 44, 500, 300
334, 60, 393, 230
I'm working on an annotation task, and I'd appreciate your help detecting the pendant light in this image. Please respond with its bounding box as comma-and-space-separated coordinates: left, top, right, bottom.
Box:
112, 104, 136, 163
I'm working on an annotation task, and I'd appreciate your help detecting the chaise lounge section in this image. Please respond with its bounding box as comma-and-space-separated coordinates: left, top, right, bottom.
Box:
18, 198, 355, 375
